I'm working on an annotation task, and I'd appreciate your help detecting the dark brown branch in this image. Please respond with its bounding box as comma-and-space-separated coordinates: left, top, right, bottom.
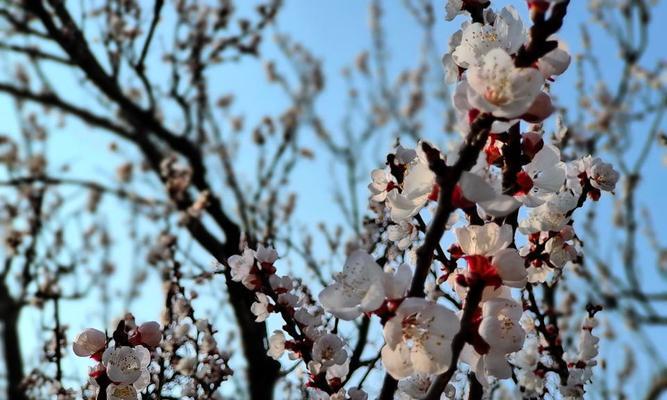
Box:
0, 83, 134, 139
515, 1, 571, 68
424, 281, 485, 400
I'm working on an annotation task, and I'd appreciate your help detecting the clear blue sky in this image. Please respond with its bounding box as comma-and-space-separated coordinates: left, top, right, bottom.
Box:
2, 0, 666, 397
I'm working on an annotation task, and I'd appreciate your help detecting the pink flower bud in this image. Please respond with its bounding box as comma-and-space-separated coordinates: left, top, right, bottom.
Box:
560, 225, 575, 241
138, 321, 162, 347
538, 47, 571, 79
522, 92, 554, 123
73, 328, 106, 357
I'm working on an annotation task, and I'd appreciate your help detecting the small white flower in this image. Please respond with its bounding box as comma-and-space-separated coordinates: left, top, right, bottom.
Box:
587, 158, 620, 192
467, 48, 545, 119
136, 321, 161, 348
455, 223, 513, 257
519, 190, 578, 234
464, 296, 525, 383
545, 235, 577, 268
387, 221, 418, 250
518, 144, 566, 207
175, 356, 197, 376
102, 346, 150, 385
277, 292, 299, 307
526, 261, 552, 284
513, 336, 546, 394
397, 373, 433, 399
267, 330, 286, 360
369, 168, 396, 203
255, 245, 278, 265
73, 328, 106, 357
106, 384, 140, 400
319, 250, 386, 320
228, 248, 258, 289
445, 0, 464, 21
200, 333, 218, 353
456, 223, 527, 288
452, 6, 526, 69
386, 161, 436, 222
269, 274, 293, 292
312, 334, 347, 369
250, 293, 272, 322
381, 298, 459, 379
294, 306, 324, 338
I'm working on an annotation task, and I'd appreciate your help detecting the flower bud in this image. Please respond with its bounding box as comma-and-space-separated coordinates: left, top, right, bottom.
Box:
73, 328, 106, 357
522, 92, 554, 123
138, 321, 162, 347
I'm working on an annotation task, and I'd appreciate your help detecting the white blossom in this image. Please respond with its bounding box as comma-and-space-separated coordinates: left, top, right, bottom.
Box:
255, 245, 278, 265
463, 297, 525, 383
587, 158, 620, 192
518, 144, 566, 207
455, 223, 527, 288
538, 47, 571, 78
312, 334, 347, 367
386, 155, 436, 222
519, 190, 578, 234
267, 331, 286, 360
387, 221, 418, 250
381, 298, 459, 379
384, 263, 412, 300
319, 250, 386, 320
250, 293, 272, 322
467, 48, 545, 119
228, 248, 258, 289
102, 346, 150, 385
452, 6, 526, 69
369, 168, 396, 203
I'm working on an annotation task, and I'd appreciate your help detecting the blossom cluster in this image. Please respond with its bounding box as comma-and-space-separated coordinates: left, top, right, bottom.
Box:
72, 315, 160, 400
229, 245, 368, 399
294, 1, 614, 398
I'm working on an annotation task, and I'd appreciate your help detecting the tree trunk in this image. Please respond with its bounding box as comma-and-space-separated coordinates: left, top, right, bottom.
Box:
1, 303, 26, 400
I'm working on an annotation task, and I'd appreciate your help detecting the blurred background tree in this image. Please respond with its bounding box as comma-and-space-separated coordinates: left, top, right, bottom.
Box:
0, 0, 665, 399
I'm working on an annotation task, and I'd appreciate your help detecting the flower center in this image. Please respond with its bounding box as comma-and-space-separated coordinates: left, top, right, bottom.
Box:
464, 255, 503, 287
484, 84, 510, 106
515, 170, 534, 195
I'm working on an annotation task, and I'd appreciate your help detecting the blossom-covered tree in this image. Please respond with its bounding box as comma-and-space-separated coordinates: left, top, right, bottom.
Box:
0, 0, 665, 399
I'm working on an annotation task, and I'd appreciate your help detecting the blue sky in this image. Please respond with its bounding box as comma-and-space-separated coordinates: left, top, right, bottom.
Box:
2, 0, 666, 397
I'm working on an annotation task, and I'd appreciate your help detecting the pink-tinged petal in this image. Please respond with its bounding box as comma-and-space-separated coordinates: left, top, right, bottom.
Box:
455, 223, 513, 256
538, 47, 571, 78
137, 322, 161, 348
522, 92, 554, 123
318, 283, 363, 320
360, 280, 386, 313
410, 337, 452, 375
383, 316, 403, 349
384, 263, 413, 299
492, 248, 527, 288
483, 350, 513, 379
480, 299, 526, 353
459, 172, 497, 203
73, 328, 106, 357
479, 195, 522, 218
381, 343, 414, 379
